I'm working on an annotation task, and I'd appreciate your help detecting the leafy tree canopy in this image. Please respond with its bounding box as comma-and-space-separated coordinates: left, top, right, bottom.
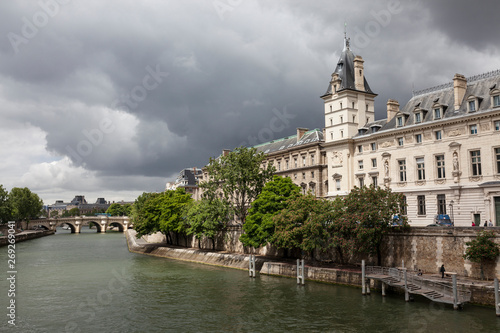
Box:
272, 194, 334, 256
240, 175, 300, 248
202, 146, 274, 225
463, 231, 500, 263
106, 203, 132, 216
9, 187, 43, 222
185, 197, 231, 249
0, 185, 13, 223
133, 189, 193, 238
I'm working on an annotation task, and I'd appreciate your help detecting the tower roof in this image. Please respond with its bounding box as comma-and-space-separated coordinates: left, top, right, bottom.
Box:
322, 36, 375, 97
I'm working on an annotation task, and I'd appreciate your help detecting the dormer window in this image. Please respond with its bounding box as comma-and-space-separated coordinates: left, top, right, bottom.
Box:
397, 116, 403, 127
468, 100, 476, 112
415, 112, 422, 123
434, 108, 441, 120
494, 95, 500, 107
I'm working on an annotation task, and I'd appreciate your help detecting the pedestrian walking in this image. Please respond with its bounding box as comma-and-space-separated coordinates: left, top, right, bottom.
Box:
488, 220, 493, 227
440, 264, 445, 278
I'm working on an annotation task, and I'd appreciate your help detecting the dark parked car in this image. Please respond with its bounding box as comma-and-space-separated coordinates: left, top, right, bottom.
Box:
427, 214, 453, 227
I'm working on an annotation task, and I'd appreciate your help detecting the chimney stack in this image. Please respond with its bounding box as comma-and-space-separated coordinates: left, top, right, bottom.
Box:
386, 99, 400, 122
353, 56, 365, 91
453, 73, 467, 111
222, 149, 231, 157
297, 128, 308, 142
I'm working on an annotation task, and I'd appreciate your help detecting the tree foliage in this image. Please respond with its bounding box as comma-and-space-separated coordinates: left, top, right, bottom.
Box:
240, 176, 300, 248
9, 187, 43, 222
272, 194, 334, 257
106, 203, 132, 216
185, 198, 231, 249
343, 185, 407, 265
0, 185, 12, 223
202, 147, 274, 225
133, 189, 193, 244
463, 231, 500, 279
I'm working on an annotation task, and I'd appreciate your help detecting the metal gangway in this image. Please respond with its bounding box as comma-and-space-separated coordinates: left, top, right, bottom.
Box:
362, 262, 471, 309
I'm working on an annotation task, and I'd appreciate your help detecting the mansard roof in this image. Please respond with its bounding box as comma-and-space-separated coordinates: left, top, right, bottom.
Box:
356, 69, 500, 137
252, 129, 324, 155
322, 42, 375, 97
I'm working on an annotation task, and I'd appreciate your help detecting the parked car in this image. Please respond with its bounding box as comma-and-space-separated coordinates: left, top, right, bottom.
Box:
428, 214, 453, 227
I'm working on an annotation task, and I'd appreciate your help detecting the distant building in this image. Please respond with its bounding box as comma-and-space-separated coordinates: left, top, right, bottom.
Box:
46, 196, 112, 216
166, 167, 203, 200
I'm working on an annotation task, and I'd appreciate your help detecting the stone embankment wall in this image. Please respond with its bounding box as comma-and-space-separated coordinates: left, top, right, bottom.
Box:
0, 230, 55, 247
140, 227, 500, 280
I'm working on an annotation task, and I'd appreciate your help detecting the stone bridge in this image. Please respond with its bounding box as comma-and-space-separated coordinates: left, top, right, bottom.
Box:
30, 216, 131, 233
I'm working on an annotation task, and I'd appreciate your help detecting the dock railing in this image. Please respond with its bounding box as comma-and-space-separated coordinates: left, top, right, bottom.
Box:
366, 266, 471, 304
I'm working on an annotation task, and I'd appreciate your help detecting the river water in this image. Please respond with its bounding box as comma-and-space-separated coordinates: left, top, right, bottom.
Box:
1, 228, 499, 332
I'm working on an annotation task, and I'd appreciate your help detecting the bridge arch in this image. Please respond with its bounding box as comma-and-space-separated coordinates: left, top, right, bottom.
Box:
108, 222, 124, 232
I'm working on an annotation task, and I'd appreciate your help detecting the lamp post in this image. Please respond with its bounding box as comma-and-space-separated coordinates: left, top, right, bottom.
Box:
449, 200, 454, 225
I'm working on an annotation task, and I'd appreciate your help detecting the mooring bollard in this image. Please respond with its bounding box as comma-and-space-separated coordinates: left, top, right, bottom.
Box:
297, 259, 305, 285
362, 260, 366, 295
404, 268, 409, 302
381, 282, 386, 297
450, 273, 458, 310
495, 278, 499, 317
248, 254, 256, 278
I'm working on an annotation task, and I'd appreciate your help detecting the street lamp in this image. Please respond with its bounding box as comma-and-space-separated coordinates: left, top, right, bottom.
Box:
449, 200, 454, 225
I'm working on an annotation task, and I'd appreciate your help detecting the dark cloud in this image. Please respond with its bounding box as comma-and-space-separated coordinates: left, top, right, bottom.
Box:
1, 0, 500, 202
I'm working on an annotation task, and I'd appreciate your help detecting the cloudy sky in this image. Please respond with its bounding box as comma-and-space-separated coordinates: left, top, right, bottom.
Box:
1, 0, 500, 205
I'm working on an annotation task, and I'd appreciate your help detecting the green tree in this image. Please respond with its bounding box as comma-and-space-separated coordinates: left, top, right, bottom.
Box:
463, 231, 500, 280
240, 176, 300, 248
134, 189, 193, 245
185, 198, 231, 249
106, 203, 126, 216
68, 207, 80, 217
0, 185, 13, 223
9, 187, 44, 225
50, 210, 59, 218
272, 194, 334, 258
202, 147, 275, 225
343, 185, 407, 265
326, 196, 358, 265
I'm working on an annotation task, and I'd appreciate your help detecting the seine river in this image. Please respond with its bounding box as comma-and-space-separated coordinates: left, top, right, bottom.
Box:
1, 228, 499, 332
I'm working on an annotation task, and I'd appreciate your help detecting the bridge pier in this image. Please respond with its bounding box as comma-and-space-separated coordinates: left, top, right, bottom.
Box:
75, 217, 82, 233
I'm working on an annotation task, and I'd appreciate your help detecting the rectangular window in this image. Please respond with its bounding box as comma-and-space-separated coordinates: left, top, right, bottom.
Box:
302, 172, 306, 180
311, 171, 315, 178
294, 173, 297, 180
372, 176, 378, 187
371, 143, 376, 151
471, 150, 482, 176
496, 148, 500, 174
436, 155, 445, 179
358, 145, 363, 153
371, 158, 377, 168
398, 137, 404, 146
286, 160, 289, 169
335, 179, 341, 191
434, 108, 441, 119
302, 156, 306, 167
359, 177, 364, 187
311, 155, 315, 165
416, 157, 425, 180
435, 130, 442, 140
415, 113, 421, 123
358, 160, 364, 170
494, 95, 500, 107
437, 194, 447, 215
294, 158, 297, 168
470, 124, 477, 134
398, 160, 407, 182
496, 120, 500, 131
277, 161, 281, 171
469, 100, 476, 112
401, 195, 407, 215
397, 117, 403, 127
417, 195, 426, 215
415, 134, 422, 143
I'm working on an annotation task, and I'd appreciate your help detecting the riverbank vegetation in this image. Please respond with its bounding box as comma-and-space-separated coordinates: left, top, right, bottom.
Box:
131, 148, 408, 265
0, 185, 43, 225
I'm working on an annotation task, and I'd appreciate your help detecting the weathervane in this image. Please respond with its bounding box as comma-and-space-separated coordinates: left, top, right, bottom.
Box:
343, 22, 350, 50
